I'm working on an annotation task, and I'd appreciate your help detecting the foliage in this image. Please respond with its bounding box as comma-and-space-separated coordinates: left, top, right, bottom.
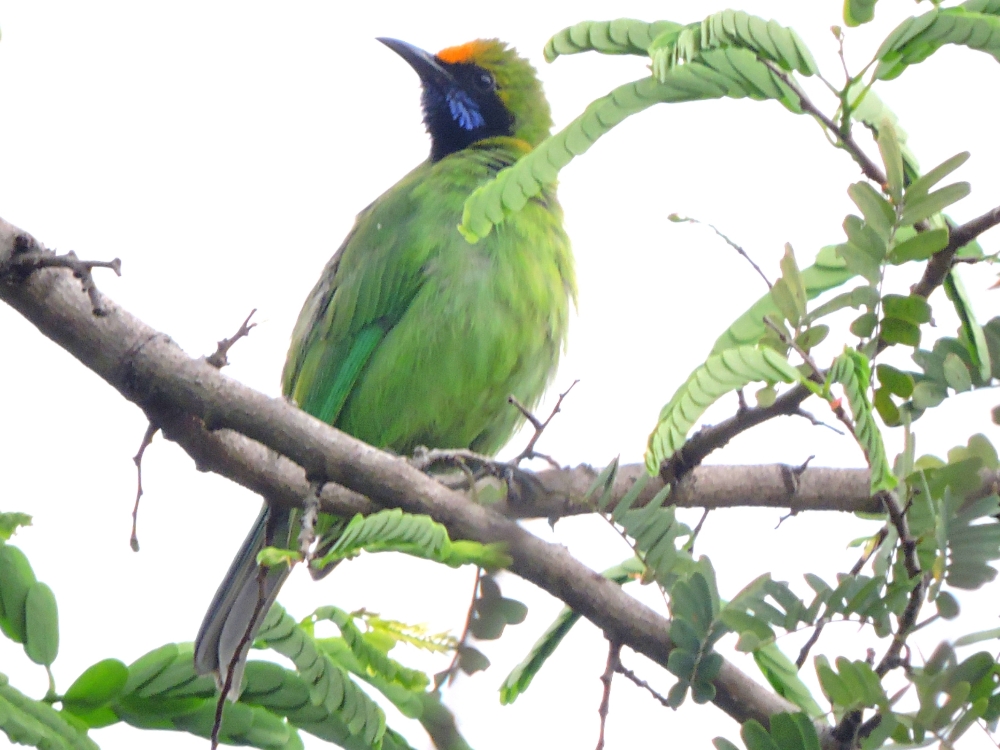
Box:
6, 1, 1000, 749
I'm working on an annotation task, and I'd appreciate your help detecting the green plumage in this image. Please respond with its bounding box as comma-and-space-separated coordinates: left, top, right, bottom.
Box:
284, 139, 573, 454
195, 38, 575, 699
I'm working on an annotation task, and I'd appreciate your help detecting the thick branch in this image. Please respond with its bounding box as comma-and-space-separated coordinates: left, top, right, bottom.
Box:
0, 217, 796, 727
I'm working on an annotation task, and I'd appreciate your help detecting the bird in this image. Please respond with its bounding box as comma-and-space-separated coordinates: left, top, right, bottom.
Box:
194, 37, 575, 699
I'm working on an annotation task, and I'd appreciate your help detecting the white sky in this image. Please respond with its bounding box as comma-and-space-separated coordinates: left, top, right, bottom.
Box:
2, 2, 1000, 749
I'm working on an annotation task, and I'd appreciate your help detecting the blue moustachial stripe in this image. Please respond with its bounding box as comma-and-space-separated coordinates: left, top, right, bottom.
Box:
446, 88, 486, 130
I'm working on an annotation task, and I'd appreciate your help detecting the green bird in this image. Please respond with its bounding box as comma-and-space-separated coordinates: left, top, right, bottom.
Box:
194, 37, 575, 698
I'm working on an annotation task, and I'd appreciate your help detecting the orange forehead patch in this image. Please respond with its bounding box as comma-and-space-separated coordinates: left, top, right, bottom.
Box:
436, 40, 492, 64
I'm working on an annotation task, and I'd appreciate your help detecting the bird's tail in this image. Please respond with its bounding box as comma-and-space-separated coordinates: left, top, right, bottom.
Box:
194, 502, 292, 700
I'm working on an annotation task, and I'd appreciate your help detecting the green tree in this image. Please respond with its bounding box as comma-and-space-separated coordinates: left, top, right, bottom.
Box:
3, 3, 1000, 749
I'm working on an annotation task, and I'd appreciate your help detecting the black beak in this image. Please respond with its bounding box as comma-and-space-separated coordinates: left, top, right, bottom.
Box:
377, 37, 454, 88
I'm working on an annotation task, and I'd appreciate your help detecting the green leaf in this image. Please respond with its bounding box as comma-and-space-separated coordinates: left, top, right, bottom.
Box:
875, 8, 1000, 80
24, 582, 58, 667
873, 387, 901, 426
500, 558, 644, 704
935, 591, 960, 619
0, 544, 36, 645
848, 85, 920, 182
714, 252, 855, 353
311, 607, 428, 691
943, 353, 973, 392
836, 243, 882, 285
850, 312, 878, 338
876, 364, 914, 397
0, 674, 100, 750
829, 350, 897, 492
697, 11, 818, 74
848, 182, 895, 242
544, 20, 683, 61
889, 227, 948, 264
954, 626, 1000, 646
257, 605, 386, 747
794, 325, 829, 352
907, 152, 970, 203
646, 346, 802, 471
753, 644, 824, 719
313, 509, 509, 571
945, 270, 992, 381
881, 318, 921, 347
900, 182, 971, 226
741, 719, 781, 750
876, 119, 904, 203
0, 514, 31, 542
64, 659, 130, 714
882, 294, 931, 325
845, 0, 878, 26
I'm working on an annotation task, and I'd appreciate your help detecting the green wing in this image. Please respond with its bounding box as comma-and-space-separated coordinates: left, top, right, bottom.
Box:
280, 162, 438, 426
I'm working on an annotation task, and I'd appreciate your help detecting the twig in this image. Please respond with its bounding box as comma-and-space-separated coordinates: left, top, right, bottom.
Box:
205, 309, 257, 368
670, 215, 772, 289
833, 26, 851, 85
656, 201, 1000, 483
874, 490, 924, 678
736, 389, 749, 413
762, 317, 857, 437
763, 317, 824, 382
659, 383, 813, 483
793, 407, 845, 435
762, 60, 887, 186
616, 658, 672, 708
912, 204, 1000, 300
685, 509, 710, 554
795, 618, 827, 669
130, 422, 159, 552
1, 243, 121, 316
595, 639, 621, 750
212, 565, 270, 749
437, 567, 483, 689
509, 380, 579, 467
849, 526, 889, 576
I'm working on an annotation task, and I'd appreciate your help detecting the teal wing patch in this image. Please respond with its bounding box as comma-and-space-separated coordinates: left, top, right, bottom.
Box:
294, 324, 386, 425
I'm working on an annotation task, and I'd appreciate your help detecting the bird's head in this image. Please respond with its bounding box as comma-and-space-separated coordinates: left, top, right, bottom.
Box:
378, 37, 552, 162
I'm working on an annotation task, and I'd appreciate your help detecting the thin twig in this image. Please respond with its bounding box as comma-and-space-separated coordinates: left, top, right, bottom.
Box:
205, 309, 257, 368
833, 26, 852, 85
874, 490, 924, 678
762, 317, 857, 437
212, 565, 270, 749
685, 509, 710, 554
850, 527, 889, 576
670, 215, 772, 289
509, 380, 579, 467
793, 407, 845, 435
616, 658, 672, 708
130, 422, 159, 552
2, 246, 121, 315
595, 639, 621, 750
762, 60, 887, 186
437, 567, 483, 689
795, 618, 827, 669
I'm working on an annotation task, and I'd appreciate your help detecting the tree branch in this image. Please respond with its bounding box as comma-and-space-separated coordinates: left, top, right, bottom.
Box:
911, 203, 1000, 299
0, 216, 797, 728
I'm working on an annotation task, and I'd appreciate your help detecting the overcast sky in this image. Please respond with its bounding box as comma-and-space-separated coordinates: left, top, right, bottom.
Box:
2, 2, 1000, 749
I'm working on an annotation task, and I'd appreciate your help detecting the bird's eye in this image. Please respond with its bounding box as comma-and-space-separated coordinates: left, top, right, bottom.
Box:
476, 70, 497, 91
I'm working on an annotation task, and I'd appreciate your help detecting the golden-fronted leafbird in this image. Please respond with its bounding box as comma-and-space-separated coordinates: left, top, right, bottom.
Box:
194, 38, 575, 698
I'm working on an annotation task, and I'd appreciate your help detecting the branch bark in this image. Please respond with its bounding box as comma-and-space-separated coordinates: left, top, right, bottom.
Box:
0, 217, 797, 728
